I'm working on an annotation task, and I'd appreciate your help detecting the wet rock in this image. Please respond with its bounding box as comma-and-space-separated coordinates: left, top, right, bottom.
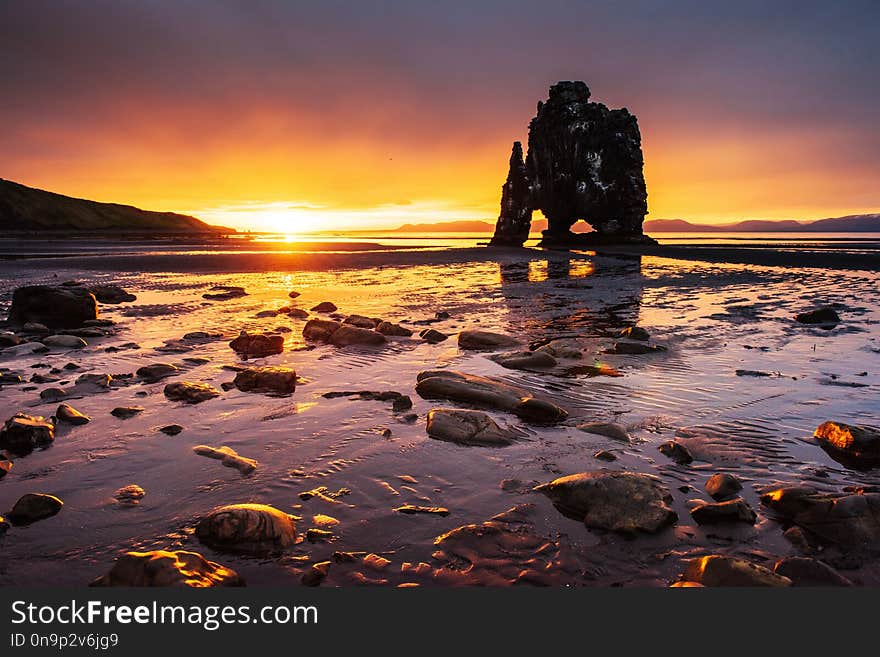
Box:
659, 440, 694, 464
343, 314, 381, 329
607, 342, 667, 355
91, 550, 243, 587
306, 528, 333, 542
39, 387, 68, 402
254, 310, 278, 318
136, 363, 180, 383
287, 308, 309, 320
690, 498, 757, 525
302, 319, 342, 341
3, 342, 48, 356
682, 556, 791, 587
426, 409, 516, 447
193, 445, 257, 475
795, 306, 840, 325
416, 370, 567, 424
8, 285, 98, 328
392, 395, 413, 412
490, 350, 556, 370
159, 424, 184, 436
458, 330, 519, 351
536, 340, 583, 359
233, 366, 296, 395
228, 331, 284, 358
761, 486, 880, 550
593, 449, 617, 461
202, 285, 247, 300
23, 321, 49, 333
394, 505, 450, 516
0, 457, 12, 479
301, 561, 330, 586
813, 421, 880, 468
329, 325, 386, 347
76, 373, 112, 388
535, 472, 677, 535
705, 473, 743, 500
0, 372, 24, 384
113, 484, 146, 506
43, 335, 87, 349
577, 422, 630, 442
111, 406, 144, 419
0, 516, 8, 533
182, 331, 212, 340
8, 493, 63, 525
735, 369, 773, 377
619, 326, 650, 341
772, 557, 852, 586
0, 332, 21, 348
89, 284, 136, 304
195, 503, 297, 554
164, 382, 221, 404
376, 321, 413, 337
310, 301, 338, 313
419, 328, 448, 344
0, 413, 54, 453
288, 290, 301, 299
55, 403, 90, 425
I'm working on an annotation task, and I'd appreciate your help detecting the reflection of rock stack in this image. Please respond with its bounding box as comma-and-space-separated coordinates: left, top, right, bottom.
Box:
489, 81, 656, 248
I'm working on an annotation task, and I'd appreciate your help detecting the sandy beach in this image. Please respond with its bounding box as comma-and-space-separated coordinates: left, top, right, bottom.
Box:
0, 241, 878, 587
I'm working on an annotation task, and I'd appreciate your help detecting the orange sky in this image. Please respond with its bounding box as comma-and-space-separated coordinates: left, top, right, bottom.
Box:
2, 2, 878, 232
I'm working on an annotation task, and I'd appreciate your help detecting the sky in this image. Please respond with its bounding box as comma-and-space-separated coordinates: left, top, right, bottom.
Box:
2, 0, 878, 232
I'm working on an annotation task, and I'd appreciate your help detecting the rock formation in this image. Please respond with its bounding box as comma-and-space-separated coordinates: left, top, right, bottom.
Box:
490, 81, 655, 247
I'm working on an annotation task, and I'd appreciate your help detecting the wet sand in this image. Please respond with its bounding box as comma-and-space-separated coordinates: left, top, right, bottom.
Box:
1, 245, 879, 586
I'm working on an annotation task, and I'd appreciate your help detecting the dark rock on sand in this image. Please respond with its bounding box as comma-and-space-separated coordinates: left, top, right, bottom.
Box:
306, 529, 334, 543
195, 504, 297, 554
164, 382, 221, 404
705, 473, 743, 500
89, 284, 136, 304
310, 301, 338, 313
343, 314, 380, 329
394, 505, 450, 516
91, 550, 243, 587
0, 457, 12, 479
301, 561, 331, 587
39, 387, 68, 402
254, 310, 278, 318
619, 326, 650, 341
0, 332, 21, 348
0, 516, 8, 533
113, 484, 146, 506
303, 319, 342, 342
419, 328, 448, 344
535, 472, 677, 535
136, 363, 180, 383
376, 321, 413, 337
8, 493, 63, 525
3, 342, 48, 356
690, 498, 757, 525
735, 369, 773, 377
228, 331, 284, 358
772, 557, 852, 586
607, 341, 667, 355
426, 408, 516, 447
43, 335, 87, 349
55, 403, 90, 425
593, 449, 617, 461
577, 422, 630, 442
416, 370, 567, 424
233, 366, 296, 395
659, 440, 694, 464
202, 285, 247, 300
8, 285, 98, 329
458, 330, 519, 350
0, 413, 54, 454
159, 424, 184, 436
111, 406, 144, 419
330, 325, 386, 347
814, 421, 880, 468
681, 555, 791, 587
0, 372, 24, 384
490, 350, 557, 370
392, 395, 413, 412
795, 306, 840, 325
193, 445, 257, 475
288, 291, 301, 299
287, 308, 309, 320
76, 372, 112, 388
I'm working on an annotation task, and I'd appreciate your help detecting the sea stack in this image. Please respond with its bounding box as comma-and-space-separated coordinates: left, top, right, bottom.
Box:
489, 81, 655, 248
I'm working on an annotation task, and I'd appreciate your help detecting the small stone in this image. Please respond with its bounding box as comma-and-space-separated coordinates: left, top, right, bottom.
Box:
795, 306, 840, 325
111, 406, 144, 419
426, 408, 516, 446
288, 308, 309, 319
458, 330, 519, 350
75, 372, 112, 388
254, 310, 278, 318
490, 350, 556, 370
772, 557, 852, 586
619, 326, 650, 341
593, 449, 617, 461
577, 422, 630, 442
363, 554, 391, 571
164, 381, 221, 404
705, 473, 743, 500
136, 363, 180, 383
394, 505, 450, 516
312, 514, 339, 528
0, 413, 55, 453
0, 516, 9, 533
288, 291, 301, 299
159, 424, 184, 436
343, 314, 381, 329
114, 484, 146, 506
8, 493, 63, 525
419, 328, 448, 344
0, 458, 12, 479
659, 440, 693, 464
55, 403, 91, 425
689, 497, 757, 525
193, 445, 257, 475
392, 395, 413, 412
91, 550, 243, 587
228, 331, 284, 358
608, 342, 667, 355
202, 285, 247, 300
306, 528, 333, 543
233, 366, 296, 395
682, 556, 791, 587
376, 321, 413, 337
301, 561, 331, 586
310, 302, 338, 313
43, 335, 88, 349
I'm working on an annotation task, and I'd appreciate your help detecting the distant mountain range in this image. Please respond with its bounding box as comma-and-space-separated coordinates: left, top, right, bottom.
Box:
393, 214, 880, 233
0, 178, 227, 233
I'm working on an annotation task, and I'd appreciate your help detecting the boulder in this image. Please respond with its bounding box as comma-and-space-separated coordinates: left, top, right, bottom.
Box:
193, 445, 257, 475
795, 306, 840, 325
682, 556, 791, 587
302, 319, 342, 341
43, 335, 87, 349
136, 363, 181, 383
535, 472, 677, 535
458, 330, 519, 350
426, 408, 516, 446
195, 504, 297, 554
577, 422, 630, 442
689, 498, 757, 525
705, 473, 743, 500
88, 284, 136, 304
415, 370, 567, 424
310, 301, 338, 313
55, 403, 90, 425
772, 557, 852, 586
8, 285, 98, 329
329, 325, 386, 347
0, 413, 54, 454
419, 328, 448, 344
111, 406, 144, 419
489, 350, 557, 370
228, 331, 284, 358
376, 321, 413, 337
164, 382, 220, 404
91, 550, 243, 587
8, 493, 63, 525
814, 421, 880, 468
619, 326, 650, 341
233, 366, 296, 395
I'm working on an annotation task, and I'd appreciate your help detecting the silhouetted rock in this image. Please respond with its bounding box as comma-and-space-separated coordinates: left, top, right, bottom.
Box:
89, 284, 136, 304
577, 422, 630, 442
489, 81, 654, 247
659, 440, 693, 464
419, 328, 448, 344
619, 326, 650, 341
8, 493, 63, 525
159, 424, 184, 436
43, 335, 87, 349
795, 306, 840, 325
8, 285, 98, 328
91, 550, 243, 587
489, 350, 556, 370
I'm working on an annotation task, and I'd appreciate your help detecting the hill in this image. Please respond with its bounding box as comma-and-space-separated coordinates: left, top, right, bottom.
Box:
0, 178, 227, 233
645, 214, 880, 232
